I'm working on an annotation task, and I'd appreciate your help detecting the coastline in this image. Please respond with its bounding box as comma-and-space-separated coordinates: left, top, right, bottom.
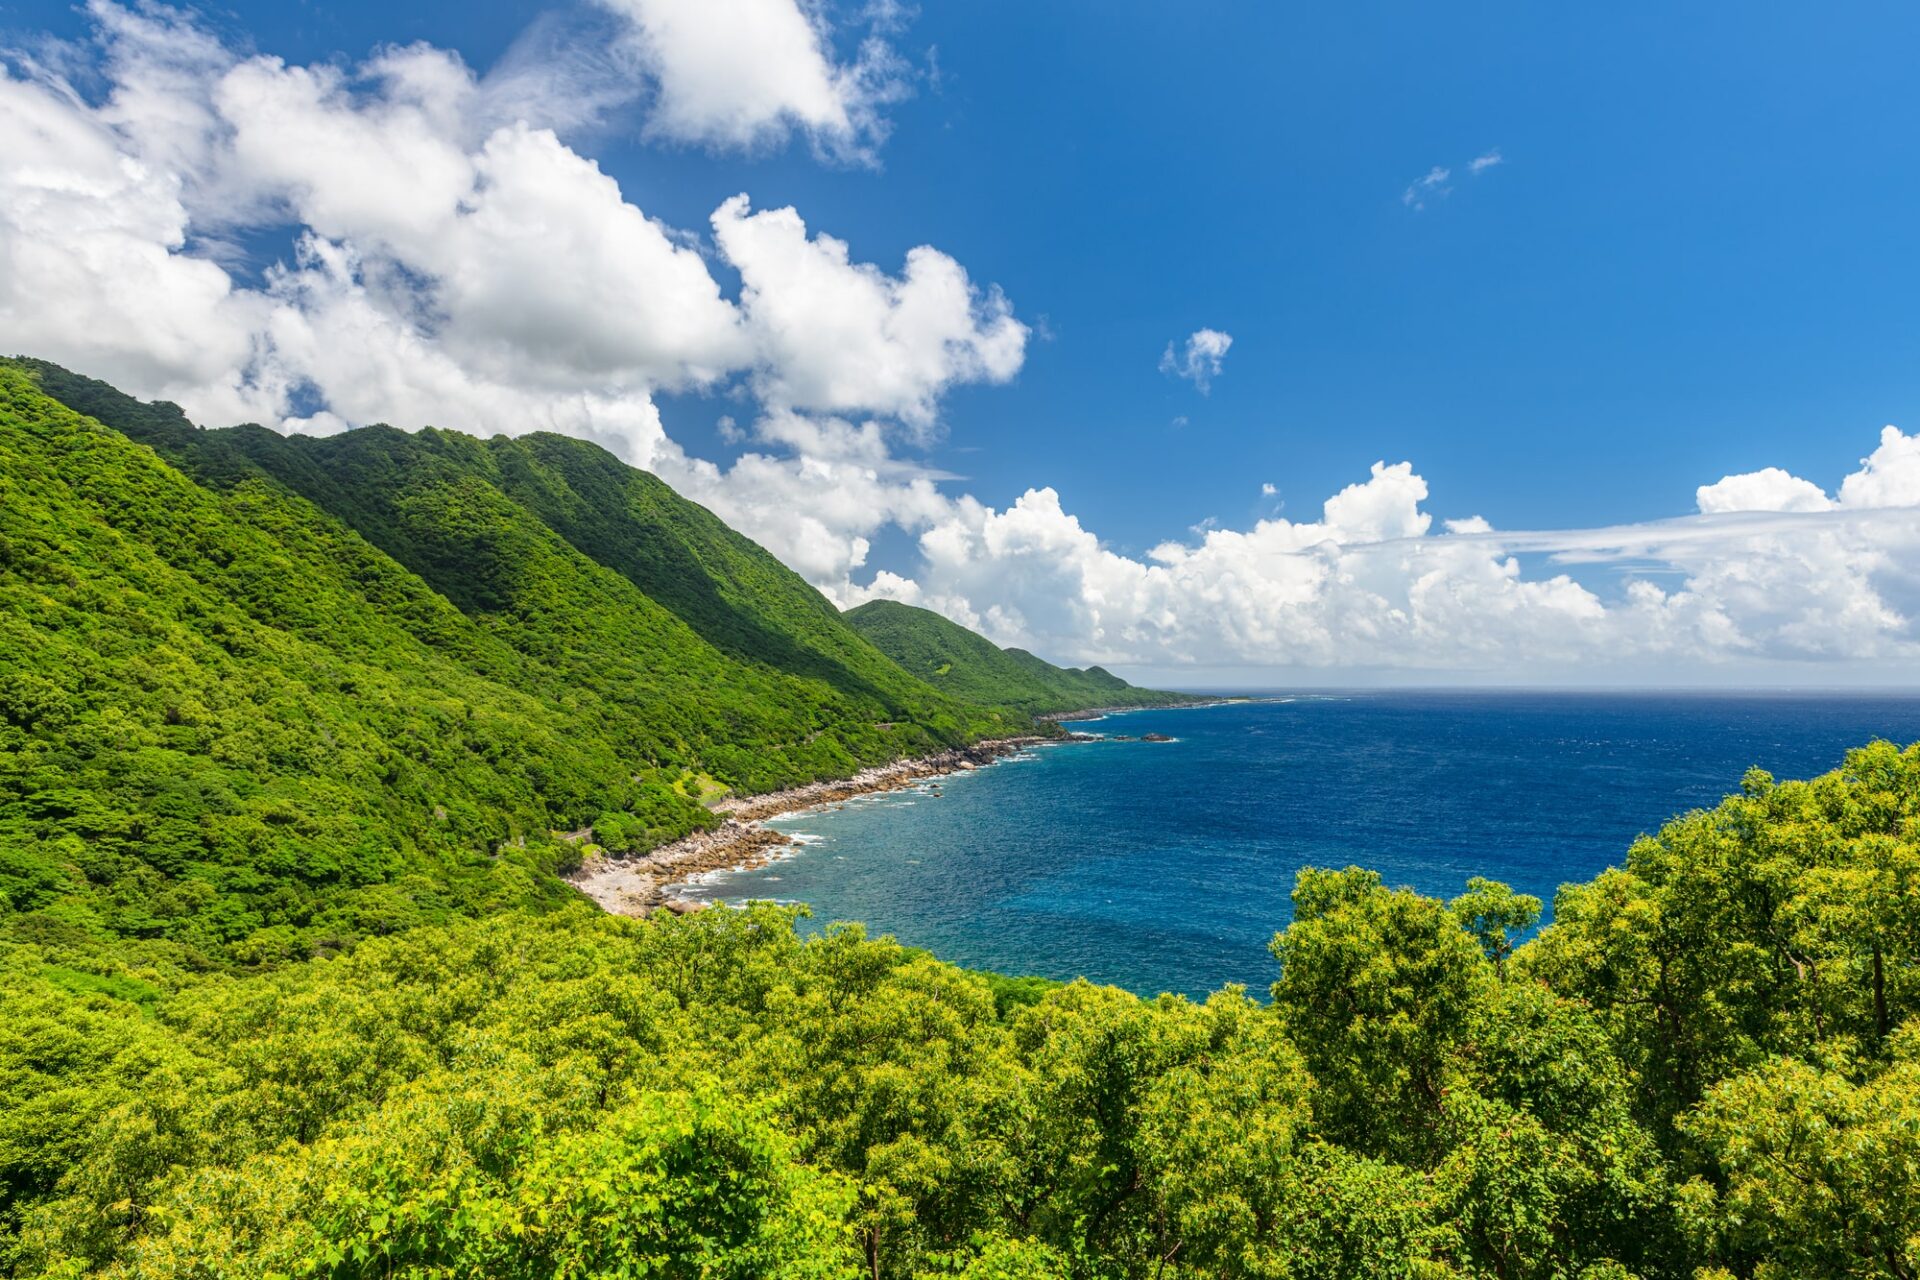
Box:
1042, 695, 1244, 723
568, 736, 1048, 916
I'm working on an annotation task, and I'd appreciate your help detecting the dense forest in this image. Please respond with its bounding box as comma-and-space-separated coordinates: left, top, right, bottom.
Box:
845, 601, 1203, 716
3, 363, 1918, 1278
0, 360, 1047, 964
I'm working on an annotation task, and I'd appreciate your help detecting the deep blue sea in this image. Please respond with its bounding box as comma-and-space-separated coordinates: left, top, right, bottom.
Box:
683, 692, 1920, 997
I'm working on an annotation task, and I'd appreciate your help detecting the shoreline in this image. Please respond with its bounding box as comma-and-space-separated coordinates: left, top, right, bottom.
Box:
1041, 695, 1239, 723
568, 735, 1049, 916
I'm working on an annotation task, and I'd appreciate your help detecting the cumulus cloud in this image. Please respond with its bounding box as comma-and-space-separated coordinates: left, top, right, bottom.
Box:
1159, 328, 1233, 393
596, 0, 906, 158
1468, 149, 1503, 175
657, 410, 958, 587
1840, 426, 1920, 509
1698, 431, 1920, 515
1697, 466, 1833, 514
5, 4, 1918, 682
713, 195, 1028, 429
0, 1, 1016, 461
847, 436, 1920, 678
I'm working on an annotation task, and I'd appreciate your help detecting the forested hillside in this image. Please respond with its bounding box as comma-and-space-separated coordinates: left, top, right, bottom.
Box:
3, 361, 1919, 1279
0, 361, 1023, 965
25, 362, 948, 723
845, 599, 1199, 715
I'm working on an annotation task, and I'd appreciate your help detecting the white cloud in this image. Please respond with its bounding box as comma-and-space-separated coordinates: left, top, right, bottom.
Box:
209, 56, 751, 406
0, 5, 273, 425
1695, 432, 1920, 516
596, 0, 906, 159
1697, 466, 1833, 514
861, 438, 1920, 678
5, 5, 1919, 683
0, 3, 1016, 462
1159, 328, 1232, 393
1402, 165, 1450, 209
656, 409, 958, 588
712, 195, 1028, 429
1840, 426, 1920, 509
1404, 151, 1500, 209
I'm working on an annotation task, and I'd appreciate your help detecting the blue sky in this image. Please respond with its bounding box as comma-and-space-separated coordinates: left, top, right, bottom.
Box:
4, 0, 1919, 680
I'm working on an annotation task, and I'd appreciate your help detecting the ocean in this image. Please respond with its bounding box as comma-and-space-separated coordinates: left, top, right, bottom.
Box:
682, 691, 1920, 997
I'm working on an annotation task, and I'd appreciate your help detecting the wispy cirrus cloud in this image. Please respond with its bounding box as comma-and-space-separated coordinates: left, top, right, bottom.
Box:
1401, 165, 1451, 209
1403, 148, 1503, 209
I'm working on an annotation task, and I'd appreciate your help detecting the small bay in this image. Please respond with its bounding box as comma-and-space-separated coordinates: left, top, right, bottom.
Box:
685, 691, 1920, 996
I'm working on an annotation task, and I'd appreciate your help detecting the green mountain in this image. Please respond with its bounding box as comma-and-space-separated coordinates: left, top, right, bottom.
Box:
844, 598, 1199, 715
2, 359, 1917, 1280
0, 359, 1023, 963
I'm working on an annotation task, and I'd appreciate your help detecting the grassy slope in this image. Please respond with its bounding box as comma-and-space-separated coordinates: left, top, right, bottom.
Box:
0, 361, 1019, 964
844, 598, 1200, 715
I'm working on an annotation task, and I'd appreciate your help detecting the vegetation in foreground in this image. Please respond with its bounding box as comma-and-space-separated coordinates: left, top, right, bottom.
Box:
4, 361, 1919, 1277
6, 742, 1919, 1278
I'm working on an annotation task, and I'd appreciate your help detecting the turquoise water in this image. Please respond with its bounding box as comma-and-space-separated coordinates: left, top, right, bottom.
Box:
683, 692, 1920, 997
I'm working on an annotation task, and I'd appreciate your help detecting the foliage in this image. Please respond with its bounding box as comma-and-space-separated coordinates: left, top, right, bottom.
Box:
1677, 1043, 1920, 1280
1271, 866, 1490, 1161
1519, 743, 1920, 1138
0, 360, 1021, 966
4, 362, 1920, 1278
0, 885, 1703, 1280
1450, 876, 1542, 975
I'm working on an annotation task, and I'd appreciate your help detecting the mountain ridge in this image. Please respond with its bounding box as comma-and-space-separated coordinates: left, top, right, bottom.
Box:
0, 358, 1027, 962
844, 597, 1201, 715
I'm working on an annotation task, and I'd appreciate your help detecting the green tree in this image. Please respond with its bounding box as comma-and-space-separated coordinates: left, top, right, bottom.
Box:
1270, 866, 1490, 1161
1449, 877, 1542, 976
1520, 744, 1920, 1137
1678, 1039, 1920, 1280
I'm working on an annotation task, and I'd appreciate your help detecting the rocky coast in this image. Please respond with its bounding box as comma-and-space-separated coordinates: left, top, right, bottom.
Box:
569, 737, 1047, 916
